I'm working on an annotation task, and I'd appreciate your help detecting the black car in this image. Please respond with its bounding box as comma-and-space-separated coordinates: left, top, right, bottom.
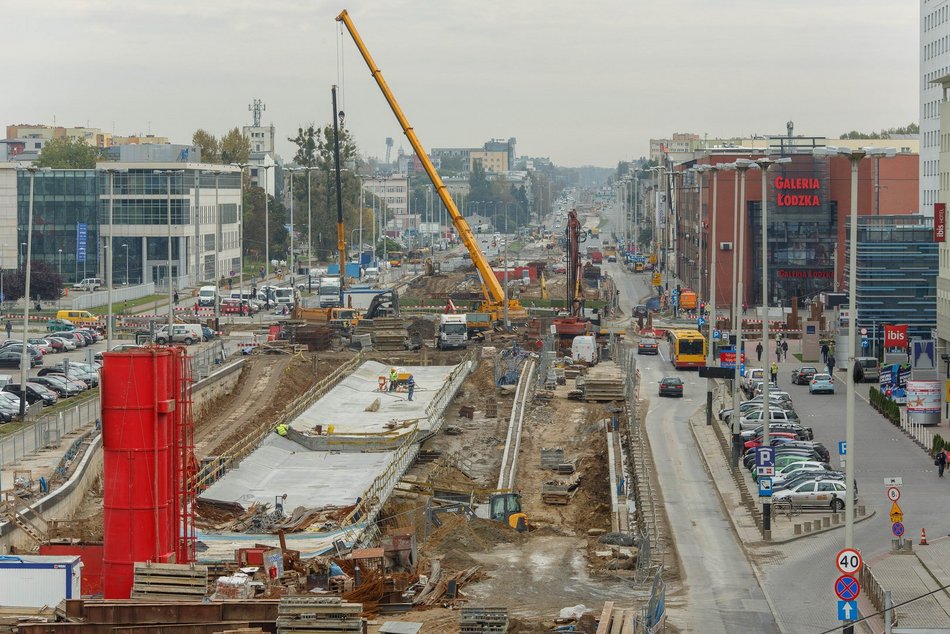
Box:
633, 304, 648, 318
3, 382, 57, 406
0, 348, 35, 368
638, 337, 659, 355
658, 377, 684, 397
740, 422, 814, 442
32, 375, 81, 398
791, 366, 819, 385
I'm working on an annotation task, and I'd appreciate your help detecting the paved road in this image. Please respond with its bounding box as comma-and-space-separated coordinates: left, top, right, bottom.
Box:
608, 260, 780, 633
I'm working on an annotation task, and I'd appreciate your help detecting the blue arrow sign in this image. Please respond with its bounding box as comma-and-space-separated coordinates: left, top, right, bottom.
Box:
838, 600, 857, 621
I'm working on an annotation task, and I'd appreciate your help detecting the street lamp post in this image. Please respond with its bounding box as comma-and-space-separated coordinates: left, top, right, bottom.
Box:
232, 163, 250, 303
754, 155, 791, 534
102, 167, 126, 352
261, 164, 275, 282
813, 146, 895, 560
155, 170, 183, 332
201, 169, 223, 331
729, 158, 757, 466
17, 166, 41, 417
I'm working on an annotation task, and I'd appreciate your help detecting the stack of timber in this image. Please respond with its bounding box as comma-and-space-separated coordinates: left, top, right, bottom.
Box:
130, 562, 209, 601
577, 364, 625, 401
276, 597, 364, 634
459, 607, 508, 633
289, 323, 332, 351
371, 317, 409, 351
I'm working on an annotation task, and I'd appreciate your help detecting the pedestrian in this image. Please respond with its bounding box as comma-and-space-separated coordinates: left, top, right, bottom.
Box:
742, 302, 748, 315
775, 343, 782, 363
937, 449, 947, 477
389, 367, 398, 392
756, 341, 763, 362
173, 290, 179, 306
827, 354, 836, 376
781, 339, 788, 360
821, 342, 830, 364
275, 423, 288, 437
406, 374, 415, 401
770, 360, 778, 384
4, 320, 11, 339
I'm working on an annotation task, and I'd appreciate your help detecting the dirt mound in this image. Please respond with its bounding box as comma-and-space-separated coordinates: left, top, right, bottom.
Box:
435, 548, 479, 572
423, 515, 523, 556
407, 317, 436, 339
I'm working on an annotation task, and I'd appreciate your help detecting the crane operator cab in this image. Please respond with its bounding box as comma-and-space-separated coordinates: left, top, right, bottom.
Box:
490, 493, 528, 532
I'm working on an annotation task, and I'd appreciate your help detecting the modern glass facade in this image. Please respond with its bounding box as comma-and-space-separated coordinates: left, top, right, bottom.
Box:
17, 170, 100, 283
748, 158, 836, 305
847, 215, 937, 353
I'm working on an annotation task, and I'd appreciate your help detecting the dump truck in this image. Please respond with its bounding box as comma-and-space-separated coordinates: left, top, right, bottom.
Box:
437, 314, 468, 350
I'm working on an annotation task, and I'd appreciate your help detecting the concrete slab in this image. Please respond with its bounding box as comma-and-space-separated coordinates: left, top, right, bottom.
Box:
289, 361, 457, 435
872, 553, 950, 627
199, 434, 394, 508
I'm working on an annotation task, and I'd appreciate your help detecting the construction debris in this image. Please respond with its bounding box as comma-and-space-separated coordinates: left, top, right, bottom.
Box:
131, 562, 209, 601
276, 597, 364, 633
460, 607, 509, 633
542, 473, 584, 505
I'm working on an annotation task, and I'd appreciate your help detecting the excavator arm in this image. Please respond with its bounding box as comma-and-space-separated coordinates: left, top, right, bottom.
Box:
336, 10, 524, 320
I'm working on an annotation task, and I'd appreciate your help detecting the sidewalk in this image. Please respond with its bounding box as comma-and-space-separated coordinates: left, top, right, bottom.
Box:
862, 537, 950, 631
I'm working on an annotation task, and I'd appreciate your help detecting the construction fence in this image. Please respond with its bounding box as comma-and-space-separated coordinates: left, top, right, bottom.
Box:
0, 395, 101, 469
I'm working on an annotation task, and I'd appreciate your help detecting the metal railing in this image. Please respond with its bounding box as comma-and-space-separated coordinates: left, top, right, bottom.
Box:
0, 395, 101, 468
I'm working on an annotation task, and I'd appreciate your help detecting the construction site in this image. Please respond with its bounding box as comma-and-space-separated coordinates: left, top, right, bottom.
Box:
0, 12, 672, 634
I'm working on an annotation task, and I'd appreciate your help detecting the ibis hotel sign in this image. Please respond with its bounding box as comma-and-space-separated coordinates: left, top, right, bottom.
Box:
774, 177, 821, 207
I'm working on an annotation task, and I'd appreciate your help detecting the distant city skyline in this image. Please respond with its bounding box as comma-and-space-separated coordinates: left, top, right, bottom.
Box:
1, 1, 917, 167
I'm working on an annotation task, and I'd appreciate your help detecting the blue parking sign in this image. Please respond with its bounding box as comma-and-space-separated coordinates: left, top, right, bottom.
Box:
755, 446, 774, 468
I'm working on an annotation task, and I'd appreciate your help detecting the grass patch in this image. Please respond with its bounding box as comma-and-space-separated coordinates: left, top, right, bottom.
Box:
85, 294, 167, 315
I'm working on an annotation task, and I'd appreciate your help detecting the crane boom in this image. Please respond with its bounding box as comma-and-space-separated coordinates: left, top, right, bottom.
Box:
336, 10, 522, 317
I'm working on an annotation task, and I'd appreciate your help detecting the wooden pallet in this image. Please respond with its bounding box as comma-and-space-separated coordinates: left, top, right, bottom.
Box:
595, 601, 635, 633
276, 597, 363, 634
130, 562, 209, 601
459, 607, 508, 633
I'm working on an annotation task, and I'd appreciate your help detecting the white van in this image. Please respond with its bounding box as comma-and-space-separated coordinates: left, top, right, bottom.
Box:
154, 324, 203, 345
72, 278, 103, 292
198, 286, 217, 307
571, 335, 597, 364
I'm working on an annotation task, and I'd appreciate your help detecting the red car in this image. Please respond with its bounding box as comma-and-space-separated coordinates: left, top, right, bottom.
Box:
743, 432, 799, 450
220, 299, 246, 315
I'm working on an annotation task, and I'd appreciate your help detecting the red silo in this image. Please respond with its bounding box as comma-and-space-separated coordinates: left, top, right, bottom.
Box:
101, 348, 177, 599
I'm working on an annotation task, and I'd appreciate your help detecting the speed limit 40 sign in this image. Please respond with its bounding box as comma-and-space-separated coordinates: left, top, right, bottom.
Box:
836, 548, 863, 575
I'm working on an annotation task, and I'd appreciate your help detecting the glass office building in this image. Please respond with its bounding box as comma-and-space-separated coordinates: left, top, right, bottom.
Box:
846, 215, 937, 354
16, 169, 100, 283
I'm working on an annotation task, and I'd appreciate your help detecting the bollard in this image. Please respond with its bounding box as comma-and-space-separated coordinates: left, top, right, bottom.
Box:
823, 517, 830, 528
813, 519, 822, 532
763, 529, 771, 541
833, 514, 841, 525
804, 522, 812, 533
794, 524, 802, 535
858, 505, 866, 517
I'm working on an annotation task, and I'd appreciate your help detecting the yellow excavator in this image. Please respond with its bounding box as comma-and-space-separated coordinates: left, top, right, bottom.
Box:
337, 11, 527, 324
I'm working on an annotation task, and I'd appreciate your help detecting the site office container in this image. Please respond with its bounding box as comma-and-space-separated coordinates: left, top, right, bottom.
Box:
0, 555, 82, 607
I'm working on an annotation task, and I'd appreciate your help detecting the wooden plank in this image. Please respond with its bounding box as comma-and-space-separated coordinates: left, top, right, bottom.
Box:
133, 562, 208, 573
595, 601, 615, 634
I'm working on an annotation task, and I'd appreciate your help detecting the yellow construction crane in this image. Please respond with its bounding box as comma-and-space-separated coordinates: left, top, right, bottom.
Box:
337, 10, 527, 323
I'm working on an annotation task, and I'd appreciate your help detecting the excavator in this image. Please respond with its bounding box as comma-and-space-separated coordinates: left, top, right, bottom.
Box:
337, 10, 527, 325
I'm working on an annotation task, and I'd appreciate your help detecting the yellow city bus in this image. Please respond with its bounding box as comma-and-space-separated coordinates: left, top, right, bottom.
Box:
668, 329, 707, 369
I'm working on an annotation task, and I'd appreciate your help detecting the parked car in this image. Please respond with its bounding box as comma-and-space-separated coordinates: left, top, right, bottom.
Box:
39, 367, 96, 388
201, 326, 216, 342
154, 324, 203, 345
48, 336, 76, 351
32, 375, 81, 398
772, 478, 855, 512
809, 373, 835, 394
74, 328, 101, 343
27, 338, 54, 355
773, 469, 845, 492
658, 377, 684, 397
3, 382, 57, 406
638, 337, 659, 355
94, 343, 144, 363
744, 447, 828, 470
719, 394, 794, 422
743, 431, 801, 450
45, 337, 67, 352
50, 331, 85, 348
742, 368, 765, 393
740, 422, 813, 442
737, 408, 801, 430
3, 345, 43, 366
771, 461, 836, 486
854, 357, 881, 383
46, 319, 74, 333
791, 366, 818, 385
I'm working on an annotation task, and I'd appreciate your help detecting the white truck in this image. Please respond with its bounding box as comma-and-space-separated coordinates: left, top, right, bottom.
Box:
437, 314, 468, 350
318, 277, 342, 308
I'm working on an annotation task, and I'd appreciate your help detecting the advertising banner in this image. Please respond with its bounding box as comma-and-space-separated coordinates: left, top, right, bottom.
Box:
936, 203, 946, 243
76, 223, 88, 264
880, 363, 912, 404
907, 380, 941, 426
883, 324, 908, 349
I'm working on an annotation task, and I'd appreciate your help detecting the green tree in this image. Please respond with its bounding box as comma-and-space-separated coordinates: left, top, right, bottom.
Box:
192, 129, 219, 162
35, 137, 101, 169
242, 187, 288, 261
376, 237, 402, 259
220, 128, 249, 165
5, 261, 64, 301
289, 125, 319, 167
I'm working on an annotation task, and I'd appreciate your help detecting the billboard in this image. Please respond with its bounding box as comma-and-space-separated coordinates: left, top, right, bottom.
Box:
879, 363, 912, 404
907, 380, 941, 426
76, 223, 88, 264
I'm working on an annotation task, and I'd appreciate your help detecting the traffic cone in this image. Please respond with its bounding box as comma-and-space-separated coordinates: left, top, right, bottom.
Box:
921, 528, 929, 545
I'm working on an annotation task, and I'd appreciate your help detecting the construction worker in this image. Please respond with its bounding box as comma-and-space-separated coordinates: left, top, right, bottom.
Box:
769, 360, 779, 384
389, 367, 398, 392
275, 423, 289, 436
406, 374, 415, 401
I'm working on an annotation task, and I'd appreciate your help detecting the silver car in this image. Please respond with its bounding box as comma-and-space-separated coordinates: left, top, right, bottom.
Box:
772, 478, 855, 512
738, 408, 800, 431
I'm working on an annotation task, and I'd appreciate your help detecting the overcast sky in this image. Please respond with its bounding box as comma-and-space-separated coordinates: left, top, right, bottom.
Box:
3, 1, 917, 168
